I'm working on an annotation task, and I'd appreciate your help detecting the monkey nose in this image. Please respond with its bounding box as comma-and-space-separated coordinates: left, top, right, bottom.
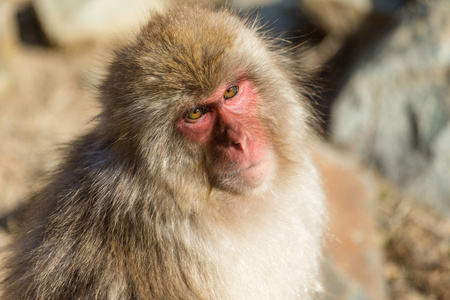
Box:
226, 127, 247, 152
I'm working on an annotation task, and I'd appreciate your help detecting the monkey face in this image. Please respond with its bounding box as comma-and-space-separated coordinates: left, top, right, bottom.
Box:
99, 8, 305, 195
176, 77, 273, 192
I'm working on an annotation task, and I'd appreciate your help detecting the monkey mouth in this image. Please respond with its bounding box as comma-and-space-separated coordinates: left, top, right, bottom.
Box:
222, 159, 262, 176
223, 158, 272, 186
236, 162, 261, 174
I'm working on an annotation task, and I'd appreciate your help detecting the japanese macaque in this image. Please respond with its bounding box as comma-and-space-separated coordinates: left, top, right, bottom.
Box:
2, 6, 326, 300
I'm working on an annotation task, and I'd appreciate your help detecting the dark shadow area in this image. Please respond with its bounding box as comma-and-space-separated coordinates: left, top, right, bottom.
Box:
252, 0, 325, 45
0, 206, 21, 233
16, 2, 51, 47
314, 12, 399, 135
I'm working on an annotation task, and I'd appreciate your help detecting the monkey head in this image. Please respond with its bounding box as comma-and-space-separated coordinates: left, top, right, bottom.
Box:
100, 7, 309, 196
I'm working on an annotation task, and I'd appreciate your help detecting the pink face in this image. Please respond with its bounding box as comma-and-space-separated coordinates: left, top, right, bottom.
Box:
176, 79, 272, 189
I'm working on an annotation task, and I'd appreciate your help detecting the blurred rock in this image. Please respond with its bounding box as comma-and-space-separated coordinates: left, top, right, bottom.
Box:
33, 0, 166, 47
227, 0, 322, 48
410, 123, 450, 214
323, 258, 371, 300
373, 0, 409, 13
330, 1, 450, 217
16, 3, 50, 46
0, 2, 18, 96
315, 145, 386, 300
301, 0, 371, 37
299, 0, 369, 69
298, 0, 406, 72
300, 0, 407, 37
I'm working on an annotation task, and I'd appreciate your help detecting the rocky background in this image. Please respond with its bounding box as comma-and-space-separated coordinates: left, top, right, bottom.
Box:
0, 0, 449, 299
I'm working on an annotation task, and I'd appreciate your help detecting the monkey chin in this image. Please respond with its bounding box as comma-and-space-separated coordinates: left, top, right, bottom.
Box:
236, 159, 272, 187
211, 155, 274, 195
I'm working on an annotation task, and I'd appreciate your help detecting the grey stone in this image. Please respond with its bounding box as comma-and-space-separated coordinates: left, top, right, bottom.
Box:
330, 0, 450, 217
300, 0, 407, 35
409, 124, 450, 217
301, 0, 372, 36
33, 0, 166, 47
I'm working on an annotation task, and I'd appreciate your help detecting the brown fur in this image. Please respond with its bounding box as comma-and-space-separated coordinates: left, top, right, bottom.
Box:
2, 7, 326, 300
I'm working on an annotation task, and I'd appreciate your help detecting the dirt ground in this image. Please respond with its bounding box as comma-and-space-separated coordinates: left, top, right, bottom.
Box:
378, 183, 450, 300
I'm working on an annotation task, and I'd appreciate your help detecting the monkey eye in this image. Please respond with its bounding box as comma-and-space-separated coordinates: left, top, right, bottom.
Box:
186, 107, 206, 120
224, 86, 239, 99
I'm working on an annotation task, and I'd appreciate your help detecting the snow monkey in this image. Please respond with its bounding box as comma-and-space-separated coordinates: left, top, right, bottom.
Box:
3, 6, 326, 300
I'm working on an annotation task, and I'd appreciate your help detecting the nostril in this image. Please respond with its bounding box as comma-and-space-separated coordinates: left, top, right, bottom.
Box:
226, 127, 247, 151
221, 118, 248, 152
231, 141, 243, 151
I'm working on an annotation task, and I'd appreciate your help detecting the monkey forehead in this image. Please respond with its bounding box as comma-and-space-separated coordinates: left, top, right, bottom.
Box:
134, 8, 267, 94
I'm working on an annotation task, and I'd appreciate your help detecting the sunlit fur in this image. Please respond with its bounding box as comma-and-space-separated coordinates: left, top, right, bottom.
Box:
2, 6, 326, 300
